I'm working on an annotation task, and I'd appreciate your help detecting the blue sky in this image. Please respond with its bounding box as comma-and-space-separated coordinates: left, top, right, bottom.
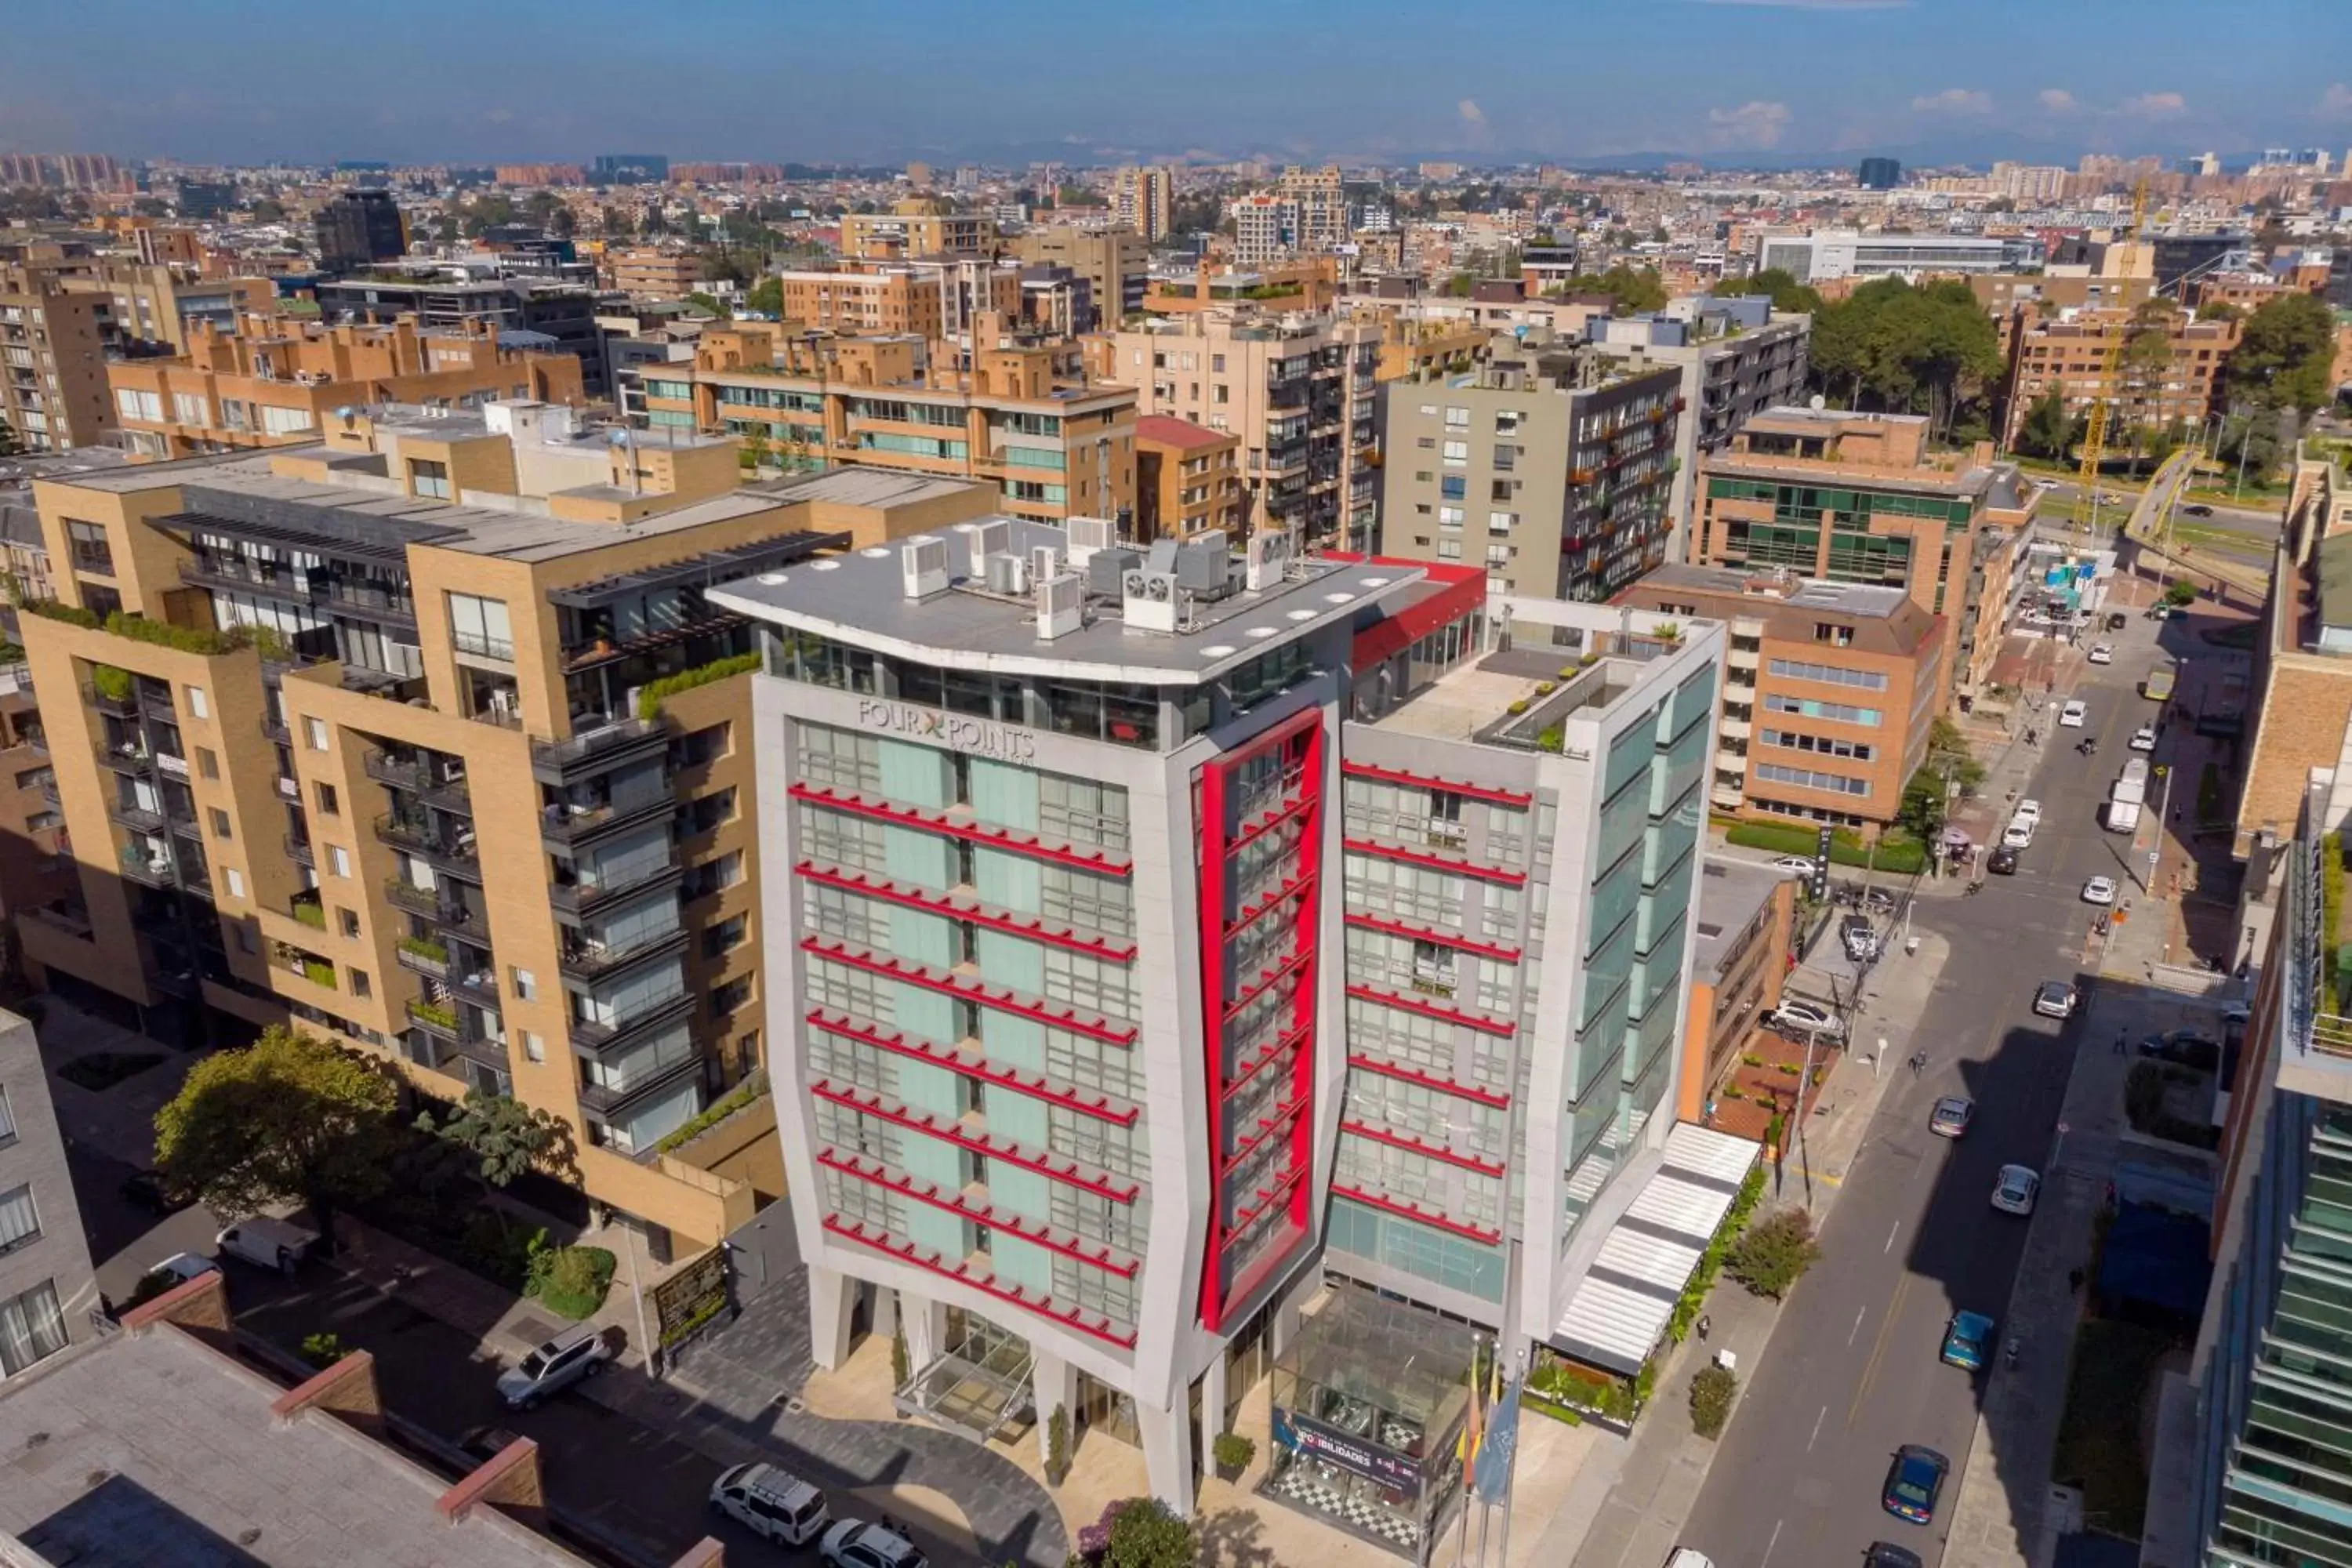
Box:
2, 0, 2347, 166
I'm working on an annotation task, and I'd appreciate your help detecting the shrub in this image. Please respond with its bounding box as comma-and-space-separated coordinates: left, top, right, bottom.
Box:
91, 663, 133, 702
1726, 1207, 1823, 1300
528, 1244, 615, 1319
100, 610, 252, 657
1212, 1431, 1256, 1472
292, 900, 326, 929
1690, 1364, 1738, 1439
2124, 1061, 2165, 1130
652, 1069, 768, 1154
23, 600, 101, 630
397, 935, 448, 963
2164, 578, 2197, 607
300, 1331, 350, 1369
461, 1212, 547, 1290
635, 652, 761, 719
891, 1327, 909, 1388
1046, 1403, 1070, 1486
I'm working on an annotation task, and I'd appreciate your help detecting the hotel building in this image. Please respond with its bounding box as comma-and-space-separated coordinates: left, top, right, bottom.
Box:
713, 519, 1740, 1552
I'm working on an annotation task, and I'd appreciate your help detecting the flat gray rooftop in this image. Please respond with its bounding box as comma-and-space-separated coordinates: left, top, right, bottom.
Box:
1694, 857, 1792, 982
0, 1327, 583, 1567
1639, 563, 1914, 618
712, 518, 1424, 684
753, 467, 985, 510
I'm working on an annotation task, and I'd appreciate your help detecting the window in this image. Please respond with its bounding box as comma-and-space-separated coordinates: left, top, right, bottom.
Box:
114, 387, 163, 422
446, 593, 514, 662
1211, 354, 1225, 372
1488, 511, 1517, 535
0, 1184, 35, 1256
1439, 506, 1465, 531
704, 914, 747, 957
185, 685, 209, 719
209, 808, 232, 839
327, 844, 351, 878
673, 724, 731, 768
1495, 410, 1523, 434
711, 976, 753, 1018
350, 969, 371, 999
1436, 540, 1464, 561
0, 1279, 67, 1375
338, 908, 360, 938
315, 782, 338, 816
521, 1030, 545, 1063
408, 459, 451, 499
1486, 543, 1511, 568
1491, 479, 1515, 503
1444, 407, 1470, 429
66, 520, 114, 574
197, 748, 219, 781
1755, 761, 1871, 797
303, 717, 329, 752
172, 390, 209, 426
1439, 475, 1466, 501
1766, 658, 1888, 691
1441, 440, 1468, 466
1812, 622, 1854, 647
1416, 436, 1436, 449
1492, 445, 1516, 470
511, 967, 536, 1001
259, 405, 315, 436
223, 866, 244, 899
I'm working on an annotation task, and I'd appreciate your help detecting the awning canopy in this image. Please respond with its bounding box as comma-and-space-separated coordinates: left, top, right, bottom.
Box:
1548, 1122, 1760, 1375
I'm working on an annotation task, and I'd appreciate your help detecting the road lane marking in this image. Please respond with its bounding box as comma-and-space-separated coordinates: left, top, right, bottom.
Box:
1759, 1518, 1785, 1568
1807, 1404, 1828, 1452
1849, 1273, 1912, 1426
1886, 1219, 1902, 1253
1849, 1304, 1868, 1345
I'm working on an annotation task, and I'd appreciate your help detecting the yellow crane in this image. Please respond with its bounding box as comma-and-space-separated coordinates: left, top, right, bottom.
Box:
2076, 179, 2150, 511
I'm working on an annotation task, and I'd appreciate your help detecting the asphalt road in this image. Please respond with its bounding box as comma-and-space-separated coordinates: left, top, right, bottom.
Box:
1675, 626, 2171, 1567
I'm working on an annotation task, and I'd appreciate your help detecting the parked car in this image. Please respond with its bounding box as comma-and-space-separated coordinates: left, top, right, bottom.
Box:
2182, 503, 2214, 517
2139, 1029, 2223, 1071
2087, 643, 2114, 665
1666, 1552, 1720, 1568
120, 1167, 194, 1216
2034, 980, 2079, 1019
2012, 798, 2044, 826
1767, 855, 1817, 876
710, 1461, 832, 1548
2106, 610, 2129, 631
145, 1252, 219, 1287
1940, 1310, 1997, 1370
1929, 1096, 1974, 1138
2059, 699, 2089, 728
1991, 1164, 2042, 1215
2082, 876, 2118, 906
2002, 819, 2037, 850
1769, 997, 1843, 1039
495, 1323, 615, 1410
1865, 1545, 1925, 1568
458, 1425, 524, 1462
1841, 913, 1880, 960
819, 1519, 929, 1568
2130, 725, 2157, 752
215, 1216, 318, 1275
1987, 845, 2020, 876
1881, 1445, 1951, 1525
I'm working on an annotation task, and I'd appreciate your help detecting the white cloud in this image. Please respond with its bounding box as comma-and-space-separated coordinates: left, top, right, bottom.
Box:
1457, 99, 1486, 125
2320, 82, 2352, 118
2118, 92, 2186, 118
2038, 89, 2078, 114
1706, 101, 1793, 150
1911, 88, 1992, 115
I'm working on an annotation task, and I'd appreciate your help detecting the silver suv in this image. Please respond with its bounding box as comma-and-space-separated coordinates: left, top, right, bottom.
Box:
495, 1323, 614, 1409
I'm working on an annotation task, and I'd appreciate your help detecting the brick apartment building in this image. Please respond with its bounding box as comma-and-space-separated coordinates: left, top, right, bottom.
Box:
1133, 415, 1243, 539
2001, 305, 2240, 448
2, 239, 116, 454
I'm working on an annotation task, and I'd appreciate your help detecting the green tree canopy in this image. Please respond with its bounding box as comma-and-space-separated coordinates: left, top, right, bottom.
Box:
154, 1025, 399, 1250
0, 418, 19, 458
1716, 267, 1824, 315
1544, 264, 1669, 315
1103, 1498, 1199, 1568
1807, 277, 2005, 440
415, 1090, 575, 1188
2015, 386, 2078, 461
2231, 292, 2336, 415
742, 275, 783, 317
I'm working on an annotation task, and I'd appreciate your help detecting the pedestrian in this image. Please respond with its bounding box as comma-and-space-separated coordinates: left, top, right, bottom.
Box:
1697, 1312, 1711, 1341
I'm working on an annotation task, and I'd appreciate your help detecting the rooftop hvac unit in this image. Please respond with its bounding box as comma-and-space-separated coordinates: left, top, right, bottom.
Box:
1034, 572, 1083, 641
1066, 516, 1116, 564
901, 536, 950, 600
1029, 543, 1062, 583
1246, 526, 1295, 592
1122, 568, 1182, 633
1176, 531, 1232, 598
1087, 546, 1143, 598
984, 551, 1030, 597
966, 519, 1011, 577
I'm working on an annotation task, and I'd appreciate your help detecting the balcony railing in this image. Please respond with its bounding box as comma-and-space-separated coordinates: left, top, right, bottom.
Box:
394, 938, 451, 981
539, 792, 676, 847
530, 717, 666, 782
568, 989, 696, 1054
548, 858, 681, 919
451, 630, 514, 662
405, 998, 460, 1038
373, 812, 479, 873
576, 1051, 702, 1116
557, 923, 690, 982
95, 739, 154, 779
107, 799, 166, 835
284, 833, 314, 867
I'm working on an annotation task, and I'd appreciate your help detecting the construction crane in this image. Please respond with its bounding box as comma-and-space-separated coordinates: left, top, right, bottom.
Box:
2076, 179, 2149, 524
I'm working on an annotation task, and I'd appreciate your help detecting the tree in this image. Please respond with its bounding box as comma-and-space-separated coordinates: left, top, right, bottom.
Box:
599, 205, 634, 238
153, 1025, 399, 1251
1926, 717, 1987, 798
1690, 1363, 1738, 1439
1717, 267, 1824, 316
247, 197, 286, 224
1091, 1497, 1197, 1568
414, 1090, 575, 1188
2121, 300, 2180, 466
1896, 768, 1951, 842
0, 418, 18, 459
742, 275, 782, 318
1807, 277, 2004, 440
684, 291, 728, 318
2195, 299, 2242, 325
2232, 292, 2336, 416
2014, 386, 2076, 461
1724, 1207, 1823, 1300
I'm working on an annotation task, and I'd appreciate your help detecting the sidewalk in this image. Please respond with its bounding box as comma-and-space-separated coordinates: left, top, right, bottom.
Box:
1557, 930, 1952, 1568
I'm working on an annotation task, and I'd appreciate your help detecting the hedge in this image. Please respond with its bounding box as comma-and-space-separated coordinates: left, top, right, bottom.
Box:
1724, 820, 1927, 876
652, 1069, 768, 1154
636, 652, 760, 719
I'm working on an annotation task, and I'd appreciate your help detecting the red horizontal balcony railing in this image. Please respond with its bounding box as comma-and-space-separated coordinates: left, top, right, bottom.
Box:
1345, 1051, 1513, 1109
1229, 1158, 1311, 1234
820, 1215, 1137, 1348
1344, 911, 1521, 964
1341, 1118, 1508, 1177
789, 783, 1133, 876
1223, 1091, 1311, 1173
817, 1147, 1138, 1277
1224, 1018, 1312, 1104
1223, 943, 1313, 1025
1225, 864, 1315, 942
811, 1078, 1140, 1203
795, 859, 1138, 962
1340, 760, 1532, 808
1329, 1181, 1504, 1244
1343, 837, 1526, 887
1344, 981, 1516, 1037
1229, 787, 1316, 855
807, 1007, 1138, 1127
800, 935, 1137, 1047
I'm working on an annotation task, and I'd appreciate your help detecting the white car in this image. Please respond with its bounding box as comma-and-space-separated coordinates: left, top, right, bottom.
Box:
215, 1215, 318, 1274
820, 1519, 929, 1568
1991, 1164, 2042, 1215
2012, 799, 2043, 826
1767, 855, 1817, 876
2033, 980, 2079, 1019
2059, 700, 2089, 728
2002, 819, 2037, 850
495, 1323, 615, 1410
2087, 643, 2114, 665
1769, 997, 1843, 1039
2130, 726, 2157, 752
2082, 876, 2118, 906
710, 1462, 831, 1548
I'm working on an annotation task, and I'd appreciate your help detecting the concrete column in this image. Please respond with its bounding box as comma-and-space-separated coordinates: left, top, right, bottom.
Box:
1139, 1396, 1198, 1518
1032, 1351, 1076, 1466
872, 1284, 898, 1341
807, 1263, 856, 1371
1200, 1358, 1229, 1472
902, 1290, 948, 1370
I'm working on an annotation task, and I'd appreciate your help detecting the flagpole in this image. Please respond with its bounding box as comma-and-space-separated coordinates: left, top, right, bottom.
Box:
1452, 1333, 1482, 1567
1474, 1347, 1501, 1567
1493, 1348, 1526, 1568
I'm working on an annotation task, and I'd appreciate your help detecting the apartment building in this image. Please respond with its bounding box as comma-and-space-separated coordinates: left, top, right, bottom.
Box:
710, 522, 1729, 1545
55, 260, 277, 357
606, 248, 705, 301
1582, 296, 1813, 554
775, 267, 946, 339
1693, 408, 2033, 711
1094, 310, 1381, 546
10, 400, 993, 1254
1378, 330, 1683, 601
314, 189, 408, 273
1011, 227, 1149, 329
1276, 165, 1348, 252
106, 314, 586, 460
1677, 860, 1798, 1123
1133, 415, 1243, 539
2234, 448, 2352, 877
629, 321, 1137, 527
0, 637, 76, 928
2, 240, 115, 454
0, 1007, 100, 1385
1621, 565, 1944, 829
312, 276, 615, 398
1756, 230, 2038, 283
840, 203, 998, 261
1113, 167, 1175, 245
1232, 195, 1299, 267
2002, 306, 2239, 448
901, 255, 1024, 340
2173, 778, 2352, 1568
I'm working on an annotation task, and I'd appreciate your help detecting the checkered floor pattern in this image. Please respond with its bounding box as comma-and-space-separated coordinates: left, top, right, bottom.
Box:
1267, 1468, 1422, 1550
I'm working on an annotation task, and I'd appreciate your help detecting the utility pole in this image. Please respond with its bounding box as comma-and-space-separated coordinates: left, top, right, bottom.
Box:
2151, 762, 2176, 897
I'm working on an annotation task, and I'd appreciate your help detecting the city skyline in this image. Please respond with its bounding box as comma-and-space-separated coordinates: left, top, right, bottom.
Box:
1, 0, 2346, 169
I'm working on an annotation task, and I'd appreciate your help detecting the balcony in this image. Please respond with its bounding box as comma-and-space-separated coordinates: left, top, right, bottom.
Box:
96, 739, 154, 779
548, 858, 681, 920
394, 936, 451, 981
557, 923, 690, 982
284, 833, 314, 867
448, 966, 503, 1013
365, 749, 472, 815
382, 876, 441, 918
568, 989, 697, 1054
106, 793, 166, 834
372, 812, 479, 877
539, 791, 676, 848
180, 557, 315, 603
451, 630, 514, 663
530, 717, 666, 783
576, 1051, 703, 1116
323, 578, 416, 627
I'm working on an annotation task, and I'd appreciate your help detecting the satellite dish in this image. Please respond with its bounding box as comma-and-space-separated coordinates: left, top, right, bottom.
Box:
1809, 394, 1826, 411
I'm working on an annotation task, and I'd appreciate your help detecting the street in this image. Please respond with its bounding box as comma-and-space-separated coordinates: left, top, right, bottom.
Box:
1674, 597, 2194, 1568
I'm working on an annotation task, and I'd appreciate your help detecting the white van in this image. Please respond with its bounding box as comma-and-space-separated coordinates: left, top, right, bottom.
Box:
710, 1462, 831, 1547
1666, 1551, 1718, 1568
216, 1216, 318, 1273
